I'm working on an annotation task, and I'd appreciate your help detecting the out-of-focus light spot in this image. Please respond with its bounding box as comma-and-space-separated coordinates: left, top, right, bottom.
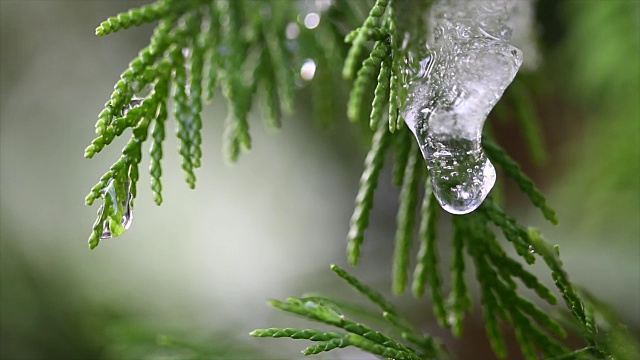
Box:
300, 59, 317, 81
304, 13, 320, 29
285, 22, 300, 39
314, 0, 333, 12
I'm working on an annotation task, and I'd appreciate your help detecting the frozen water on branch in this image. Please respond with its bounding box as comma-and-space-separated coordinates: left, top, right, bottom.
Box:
401, 0, 524, 214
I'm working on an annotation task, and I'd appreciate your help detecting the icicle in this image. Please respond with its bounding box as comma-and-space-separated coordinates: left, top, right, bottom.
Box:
401, 0, 523, 215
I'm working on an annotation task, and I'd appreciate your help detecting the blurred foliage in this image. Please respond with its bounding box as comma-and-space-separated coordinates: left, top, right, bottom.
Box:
553, 0, 640, 232
0, 242, 105, 360
0, 239, 266, 360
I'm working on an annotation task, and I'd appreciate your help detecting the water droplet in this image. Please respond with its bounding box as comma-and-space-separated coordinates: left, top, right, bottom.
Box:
300, 59, 316, 81
130, 81, 152, 98
121, 98, 143, 117
304, 300, 318, 309
100, 181, 133, 240
400, 0, 522, 215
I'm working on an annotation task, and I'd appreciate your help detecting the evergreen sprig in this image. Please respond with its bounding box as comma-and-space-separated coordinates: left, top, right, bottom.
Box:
463, 214, 568, 359
95, 0, 185, 36
447, 216, 471, 336
347, 119, 392, 264
252, 264, 438, 359
483, 138, 558, 224
85, 0, 348, 248
392, 144, 421, 295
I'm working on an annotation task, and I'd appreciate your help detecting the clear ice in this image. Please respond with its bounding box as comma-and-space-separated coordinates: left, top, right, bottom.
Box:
401, 0, 523, 214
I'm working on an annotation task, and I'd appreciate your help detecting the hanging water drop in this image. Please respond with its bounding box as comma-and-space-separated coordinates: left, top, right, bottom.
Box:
401, 0, 523, 214
130, 80, 153, 99
121, 98, 144, 117
99, 180, 133, 240
100, 215, 112, 239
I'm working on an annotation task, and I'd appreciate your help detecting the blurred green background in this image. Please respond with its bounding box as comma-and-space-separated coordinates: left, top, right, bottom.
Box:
1, 1, 638, 359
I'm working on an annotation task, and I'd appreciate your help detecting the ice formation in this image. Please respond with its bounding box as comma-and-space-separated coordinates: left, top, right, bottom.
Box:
401, 0, 524, 214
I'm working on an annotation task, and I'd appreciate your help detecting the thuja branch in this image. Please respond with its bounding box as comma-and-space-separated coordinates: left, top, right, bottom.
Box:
84, 0, 348, 248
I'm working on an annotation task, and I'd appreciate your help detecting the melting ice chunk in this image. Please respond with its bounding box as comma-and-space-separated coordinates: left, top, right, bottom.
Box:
401, 0, 523, 214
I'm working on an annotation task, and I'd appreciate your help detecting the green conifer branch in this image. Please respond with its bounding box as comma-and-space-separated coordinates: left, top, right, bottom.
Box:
483, 139, 558, 224
330, 264, 398, 316
382, 312, 446, 358
303, 334, 417, 360
385, 0, 401, 132
149, 92, 168, 205
464, 215, 570, 359
392, 127, 412, 186
262, 23, 294, 115
257, 56, 281, 129
170, 37, 196, 188
481, 198, 537, 263
332, 264, 441, 357
203, 4, 219, 102
249, 328, 344, 342
268, 297, 419, 358
412, 186, 447, 330
188, 29, 206, 168
85, 0, 310, 247
527, 229, 605, 358
392, 145, 421, 294
347, 39, 390, 123
370, 56, 392, 129
447, 216, 471, 337
343, 0, 389, 80
95, 0, 185, 36
296, 295, 383, 324
347, 120, 392, 265
253, 265, 439, 359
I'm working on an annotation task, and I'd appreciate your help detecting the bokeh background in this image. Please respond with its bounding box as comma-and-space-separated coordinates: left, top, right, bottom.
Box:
1, 1, 638, 359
